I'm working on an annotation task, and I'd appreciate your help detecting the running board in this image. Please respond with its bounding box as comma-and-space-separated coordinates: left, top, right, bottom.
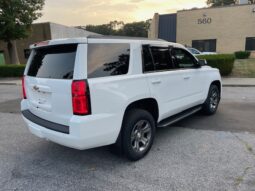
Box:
157, 106, 202, 128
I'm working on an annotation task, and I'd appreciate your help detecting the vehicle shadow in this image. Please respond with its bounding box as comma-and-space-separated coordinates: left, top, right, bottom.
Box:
8, 102, 255, 183
14, 125, 187, 175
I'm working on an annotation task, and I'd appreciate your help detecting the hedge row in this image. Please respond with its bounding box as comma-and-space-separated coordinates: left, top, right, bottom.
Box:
0, 65, 26, 77
197, 54, 235, 76
234, 51, 251, 59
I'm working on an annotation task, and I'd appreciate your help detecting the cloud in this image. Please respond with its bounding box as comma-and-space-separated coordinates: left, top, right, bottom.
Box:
36, 0, 206, 26
129, 0, 144, 3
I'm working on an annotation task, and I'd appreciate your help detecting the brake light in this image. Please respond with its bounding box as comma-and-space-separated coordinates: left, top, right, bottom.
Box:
71, 80, 91, 115
34, 41, 49, 47
22, 76, 27, 99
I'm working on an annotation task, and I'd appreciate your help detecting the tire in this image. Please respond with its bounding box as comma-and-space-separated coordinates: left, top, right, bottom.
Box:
202, 84, 220, 115
122, 109, 155, 161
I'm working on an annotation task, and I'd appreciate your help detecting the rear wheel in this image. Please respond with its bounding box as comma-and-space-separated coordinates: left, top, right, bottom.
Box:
122, 109, 155, 161
202, 84, 220, 115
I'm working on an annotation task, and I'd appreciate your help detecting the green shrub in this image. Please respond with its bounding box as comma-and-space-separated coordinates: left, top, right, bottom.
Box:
0, 64, 26, 77
235, 51, 251, 59
197, 54, 235, 76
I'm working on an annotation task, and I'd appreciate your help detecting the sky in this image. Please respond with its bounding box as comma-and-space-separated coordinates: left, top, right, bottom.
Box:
36, 0, 207, 26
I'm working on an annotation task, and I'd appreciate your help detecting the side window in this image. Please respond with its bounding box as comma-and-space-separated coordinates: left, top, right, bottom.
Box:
142, 45, 174, 72
142, 45, 154, 72
172, 48, 197, 69
151, 47, 174, 71
88, 43, 130, 78
24, 49, 31, 59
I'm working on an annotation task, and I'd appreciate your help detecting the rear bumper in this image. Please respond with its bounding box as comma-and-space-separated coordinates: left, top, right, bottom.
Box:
22, 110, 69, 134
21, 100, 121, 150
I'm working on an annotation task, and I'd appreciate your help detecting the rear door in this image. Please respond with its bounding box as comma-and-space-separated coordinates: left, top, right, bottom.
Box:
24, 44, 78, 126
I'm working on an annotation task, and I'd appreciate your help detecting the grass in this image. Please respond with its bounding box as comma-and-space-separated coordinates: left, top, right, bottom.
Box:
231, 59, 255, 78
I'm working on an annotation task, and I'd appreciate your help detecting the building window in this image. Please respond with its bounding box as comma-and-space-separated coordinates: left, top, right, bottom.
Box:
24, 49, 31, 59
192, 39, 217, 52
245, 37, 255, 51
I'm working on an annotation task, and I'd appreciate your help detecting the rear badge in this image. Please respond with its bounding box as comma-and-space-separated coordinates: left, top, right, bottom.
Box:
33, 85, 39, 91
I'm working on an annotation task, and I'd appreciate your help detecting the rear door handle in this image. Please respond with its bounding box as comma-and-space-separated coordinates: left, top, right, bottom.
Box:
151, 80, 162, 85
183, 76, 191, 80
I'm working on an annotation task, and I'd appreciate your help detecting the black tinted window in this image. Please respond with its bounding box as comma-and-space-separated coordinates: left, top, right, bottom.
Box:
88, 44, 130, 78
192, 39, 217, 52
172, 48, 196, 68
246, 37, 255, 51
27, 44, 77, 79
24, 49, 31, 59
142, 45, 154, 72
150, 47, 173, 71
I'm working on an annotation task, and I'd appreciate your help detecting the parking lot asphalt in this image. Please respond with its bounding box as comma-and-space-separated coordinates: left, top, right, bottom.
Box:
0, 85, 255, 191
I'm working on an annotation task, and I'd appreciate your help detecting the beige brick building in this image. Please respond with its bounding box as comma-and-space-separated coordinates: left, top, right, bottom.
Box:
0, 22, 99, 65
149, 4, 255, 54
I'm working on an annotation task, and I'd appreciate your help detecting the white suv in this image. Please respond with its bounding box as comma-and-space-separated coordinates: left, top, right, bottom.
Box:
21, 36, 221, 161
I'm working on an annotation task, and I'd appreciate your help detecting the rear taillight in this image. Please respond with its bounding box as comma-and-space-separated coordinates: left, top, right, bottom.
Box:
71, 80, 91, 115
22, 76, 27, 99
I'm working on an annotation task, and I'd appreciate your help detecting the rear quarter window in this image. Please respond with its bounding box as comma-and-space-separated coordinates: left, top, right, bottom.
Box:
27, 44, 77, 79
87, 43, 130, 78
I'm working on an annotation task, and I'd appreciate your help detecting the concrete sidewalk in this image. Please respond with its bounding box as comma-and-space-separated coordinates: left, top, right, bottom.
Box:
0, 77, 255, 87
0, 78, 21, 86
222, 78, 255, 87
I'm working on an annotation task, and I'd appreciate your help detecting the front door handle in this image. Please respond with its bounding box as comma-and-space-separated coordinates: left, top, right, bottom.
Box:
151, 80, 162, 85
183, 76, 191, 80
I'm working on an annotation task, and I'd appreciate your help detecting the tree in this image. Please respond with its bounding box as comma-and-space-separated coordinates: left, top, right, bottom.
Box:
207, 0, 255, 7
109, 20, 124, 30
0, 0, 45, 64
119, 20, 151, 37
85, 24, 116, 35
207, 0, 236, 7
85, 19, 151, 38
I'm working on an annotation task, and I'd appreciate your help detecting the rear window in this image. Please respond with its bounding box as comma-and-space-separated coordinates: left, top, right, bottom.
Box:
27, 44, 77, 79
88, 43, 130, 78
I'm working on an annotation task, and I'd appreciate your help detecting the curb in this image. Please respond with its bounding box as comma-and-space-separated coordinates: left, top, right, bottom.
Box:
0, 82, 21, 86
222, 84, 255, 87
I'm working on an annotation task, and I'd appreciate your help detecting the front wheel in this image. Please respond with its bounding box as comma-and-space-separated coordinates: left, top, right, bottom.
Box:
202, 84, 220, 115
122, 109, 155, 161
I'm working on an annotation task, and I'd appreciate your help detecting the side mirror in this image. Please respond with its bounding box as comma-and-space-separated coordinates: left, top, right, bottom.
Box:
198, 59, 207, 66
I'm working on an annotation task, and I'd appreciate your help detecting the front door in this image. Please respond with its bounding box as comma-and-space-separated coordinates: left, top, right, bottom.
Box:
142, 45, 194, 121
171, 48, 206, 107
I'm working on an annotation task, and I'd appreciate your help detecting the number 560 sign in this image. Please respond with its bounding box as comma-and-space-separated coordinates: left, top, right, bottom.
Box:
198, 17, 212, 24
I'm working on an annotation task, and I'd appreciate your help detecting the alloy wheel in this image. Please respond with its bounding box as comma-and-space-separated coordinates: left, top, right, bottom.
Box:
131, 120, 152, 152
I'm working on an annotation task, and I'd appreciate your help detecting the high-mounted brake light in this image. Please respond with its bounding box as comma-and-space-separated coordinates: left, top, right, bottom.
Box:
71, 80, 91, 115
22, 76, 27, 99
34, 41, 49, 47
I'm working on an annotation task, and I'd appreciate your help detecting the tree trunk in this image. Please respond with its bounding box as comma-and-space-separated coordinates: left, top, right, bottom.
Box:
7, 41, 20, 65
